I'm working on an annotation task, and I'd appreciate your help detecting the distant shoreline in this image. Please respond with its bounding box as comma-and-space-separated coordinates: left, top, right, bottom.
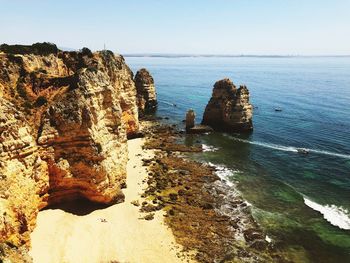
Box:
53, 46, 350, 58
123, 54, 350, 58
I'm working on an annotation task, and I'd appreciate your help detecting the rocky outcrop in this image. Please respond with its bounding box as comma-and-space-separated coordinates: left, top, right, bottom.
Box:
185, 109, 213, 134
185, 109, 195, 131
0, 43, 139, 260
134, 68, 157, 116
202, 78, 253, 132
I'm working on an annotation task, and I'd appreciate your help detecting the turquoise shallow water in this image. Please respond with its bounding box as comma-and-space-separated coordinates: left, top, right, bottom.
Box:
126, 56, 350, 262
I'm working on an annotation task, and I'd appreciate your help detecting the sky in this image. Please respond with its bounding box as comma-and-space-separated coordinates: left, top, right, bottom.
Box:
1, 0, 350, 55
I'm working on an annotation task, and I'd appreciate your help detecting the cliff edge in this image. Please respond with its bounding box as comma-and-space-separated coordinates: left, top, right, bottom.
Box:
0, 43, 139, 261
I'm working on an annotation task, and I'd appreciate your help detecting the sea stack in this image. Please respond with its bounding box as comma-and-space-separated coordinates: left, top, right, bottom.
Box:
134, 68, 157, 116
185, 109, 196, 131
202, 78, 253, 132
185, 109, 213, 134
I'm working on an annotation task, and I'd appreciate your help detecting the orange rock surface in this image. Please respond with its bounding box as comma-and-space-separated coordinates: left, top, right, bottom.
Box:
0, 44, 139, 261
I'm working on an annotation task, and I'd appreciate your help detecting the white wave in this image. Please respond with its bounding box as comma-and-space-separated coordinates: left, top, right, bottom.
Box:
227, 136, 350, 160
304, 197, 350, 230
202, 144, 219, 152
245, 200, 252, 207
207, 162, 237, 187
265, 235, 272, 243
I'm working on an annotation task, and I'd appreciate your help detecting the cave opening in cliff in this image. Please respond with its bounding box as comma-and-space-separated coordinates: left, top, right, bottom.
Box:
44, 198, 110, 216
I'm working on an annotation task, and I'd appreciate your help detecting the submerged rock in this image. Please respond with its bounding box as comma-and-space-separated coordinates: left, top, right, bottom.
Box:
142, 126, 277, 262
134, 68, 157, 116
202, 78, 253, 132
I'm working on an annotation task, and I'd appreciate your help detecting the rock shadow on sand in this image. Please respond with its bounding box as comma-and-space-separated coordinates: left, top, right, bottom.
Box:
44, 198, 111, 216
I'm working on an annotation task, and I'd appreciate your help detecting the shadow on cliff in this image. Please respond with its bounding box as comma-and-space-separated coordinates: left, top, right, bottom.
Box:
44, 198, 111, 216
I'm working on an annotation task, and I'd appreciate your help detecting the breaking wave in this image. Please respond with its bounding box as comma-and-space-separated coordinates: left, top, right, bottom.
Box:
304, 197, 350, 230
202, 144, 219, 152
207, 162, 238, 187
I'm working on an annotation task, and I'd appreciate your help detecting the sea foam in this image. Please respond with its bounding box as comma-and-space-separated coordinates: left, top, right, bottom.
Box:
265, 235, 272, 243
202, 144, 219, 152
304, 197, 350, 230
207, 162, 236, 187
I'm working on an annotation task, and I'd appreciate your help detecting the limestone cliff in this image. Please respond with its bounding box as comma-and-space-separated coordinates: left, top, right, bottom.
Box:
0, 98, 48, 262
134, 68, 157, 116
202, 78, 253, 132
0, 43, 139, 261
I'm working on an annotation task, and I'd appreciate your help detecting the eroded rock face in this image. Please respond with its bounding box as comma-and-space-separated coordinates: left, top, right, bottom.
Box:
37, 68, 127, 205
134, 68, 157, 116
0, 44, 139, 260
202, 78, 253, 132
0, 98, 49, 262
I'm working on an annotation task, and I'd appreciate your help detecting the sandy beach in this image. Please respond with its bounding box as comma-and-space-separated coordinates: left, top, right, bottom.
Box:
29, 138, 187, 263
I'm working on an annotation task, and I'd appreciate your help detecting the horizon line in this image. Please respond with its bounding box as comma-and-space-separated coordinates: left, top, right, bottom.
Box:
5, 45, 347, 58
122, 53, 350, 58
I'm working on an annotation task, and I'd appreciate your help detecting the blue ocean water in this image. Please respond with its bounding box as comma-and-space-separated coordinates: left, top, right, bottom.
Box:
126, 56, 350, 262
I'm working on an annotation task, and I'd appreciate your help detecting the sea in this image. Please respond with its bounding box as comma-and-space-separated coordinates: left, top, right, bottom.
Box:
126, 56, 350, 262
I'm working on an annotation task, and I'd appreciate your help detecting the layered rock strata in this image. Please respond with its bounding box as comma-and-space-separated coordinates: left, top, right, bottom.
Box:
202, 78, 253, 132
134, 68, 157, 116
0, 43, 139, 260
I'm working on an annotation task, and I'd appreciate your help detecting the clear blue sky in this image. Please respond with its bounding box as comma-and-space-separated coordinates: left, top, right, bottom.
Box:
1, 0, 349, 55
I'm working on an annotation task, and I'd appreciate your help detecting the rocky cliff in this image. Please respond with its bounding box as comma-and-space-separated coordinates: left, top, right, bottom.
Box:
0, 43, 139, 261
134, 68, 157, 116
202, 78, 253, 132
